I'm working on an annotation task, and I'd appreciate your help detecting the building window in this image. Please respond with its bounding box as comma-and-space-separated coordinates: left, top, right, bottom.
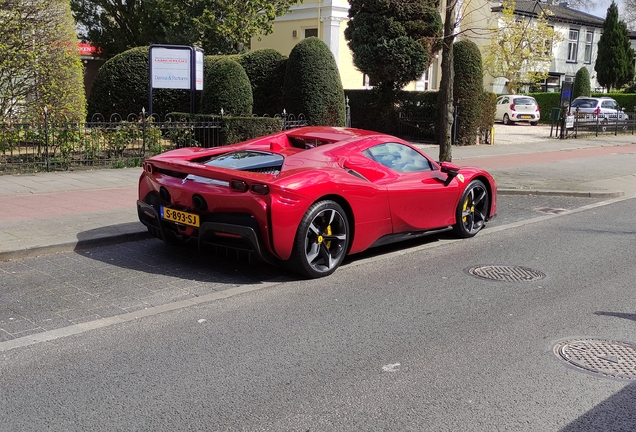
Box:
567, 29, 579, 62
304, 28, 318, 38
584, 31, 593, 63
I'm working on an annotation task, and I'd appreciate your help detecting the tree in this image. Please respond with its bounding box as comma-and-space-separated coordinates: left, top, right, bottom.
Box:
482, 0, 562, 95
595, 1, 635, 91
71, 0, 301, 58
453, 40, 483, 146
282, 37, 345, 126
0, 0, 85, 122
437, 0, 457, 162
572, 67, 591, 99
201, 58, 253, 115
344, 0, 443, 92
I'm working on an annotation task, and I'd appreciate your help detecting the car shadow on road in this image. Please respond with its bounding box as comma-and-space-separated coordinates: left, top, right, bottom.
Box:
74, 224, 299, 286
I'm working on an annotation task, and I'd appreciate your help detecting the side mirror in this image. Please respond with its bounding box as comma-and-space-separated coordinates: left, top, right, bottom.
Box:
439, 161, 460, 186
440, 161, 460, 174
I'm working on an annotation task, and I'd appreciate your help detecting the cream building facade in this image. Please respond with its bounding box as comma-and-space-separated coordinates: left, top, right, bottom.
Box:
249, 0, 495, 91
250, 0, 605, 94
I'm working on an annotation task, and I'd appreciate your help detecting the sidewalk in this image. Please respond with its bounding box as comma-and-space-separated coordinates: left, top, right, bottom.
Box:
1, 125, 635, 261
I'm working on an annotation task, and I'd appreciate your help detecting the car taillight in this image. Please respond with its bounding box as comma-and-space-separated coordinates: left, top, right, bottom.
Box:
510, 104, 515, 111
143, 162, 154, 174
230, 180, 249, 192
536, 104, 540, 111
251, 183, 270, 195
594, 107, 601, 114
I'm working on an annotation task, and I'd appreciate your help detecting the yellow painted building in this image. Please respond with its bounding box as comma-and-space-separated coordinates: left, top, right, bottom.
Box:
250, 0, 492, 91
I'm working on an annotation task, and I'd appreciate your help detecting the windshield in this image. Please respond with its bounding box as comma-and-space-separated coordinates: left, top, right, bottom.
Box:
571, 99, 598, 108
513, 97, 536, 105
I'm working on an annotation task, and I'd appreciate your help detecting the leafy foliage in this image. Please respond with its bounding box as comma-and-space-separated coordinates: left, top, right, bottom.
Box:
595, 1, 635, 91
282, 38, 345, 126
71, 0, 301, 58
237, 49, 287, 116
572, 67, 591, 99
344, 0, 442, 92
87, 47, 190, 119
482, 0, 562, 94
201, 58, 253, 116
453, 40, 483, 146
0, 0, 86, 122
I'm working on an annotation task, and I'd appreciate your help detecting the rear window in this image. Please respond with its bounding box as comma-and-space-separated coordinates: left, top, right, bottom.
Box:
512, 97, 536, 105
571, 99, 597, 108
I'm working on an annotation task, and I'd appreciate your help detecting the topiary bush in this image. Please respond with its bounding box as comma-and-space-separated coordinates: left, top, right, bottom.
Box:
237, 49, 287, 116
529, 92, 561, 123
201, 58, 253, 116
573, 67, 591, 99
453, 40, 483, 146
477, 92, 497, 143
282, 37, 346, 126
87, 47, 190, 120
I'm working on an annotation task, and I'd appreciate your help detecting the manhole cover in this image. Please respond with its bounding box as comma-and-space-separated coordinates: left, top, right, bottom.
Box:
536, 207, 569, 215
553, 339, 636, 381
466, 265, 546, 282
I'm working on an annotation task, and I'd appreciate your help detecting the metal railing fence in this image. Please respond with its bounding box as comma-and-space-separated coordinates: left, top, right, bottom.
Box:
0, 111, 307, 175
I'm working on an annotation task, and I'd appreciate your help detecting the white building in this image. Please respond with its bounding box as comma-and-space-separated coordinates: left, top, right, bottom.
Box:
487, 1, 605, 92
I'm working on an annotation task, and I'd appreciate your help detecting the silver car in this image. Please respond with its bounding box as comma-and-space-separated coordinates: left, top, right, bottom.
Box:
495, 95, 540, 125
569, 97, 629, 122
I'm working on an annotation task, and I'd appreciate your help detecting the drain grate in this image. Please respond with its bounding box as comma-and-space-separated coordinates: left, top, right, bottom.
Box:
466, 265, 546, 282
536, 207, 569, 215
553, 339, 636, 381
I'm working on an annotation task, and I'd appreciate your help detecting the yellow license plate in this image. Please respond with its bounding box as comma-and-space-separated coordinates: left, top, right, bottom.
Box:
160, 206, 200, 227
518, 115, 532, 119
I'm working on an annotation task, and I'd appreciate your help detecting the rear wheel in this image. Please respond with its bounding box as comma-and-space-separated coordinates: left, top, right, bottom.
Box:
530, 121, 538, 126
503, 114, 511, 125
453, 180, 489, 238
288, 200, 349, 278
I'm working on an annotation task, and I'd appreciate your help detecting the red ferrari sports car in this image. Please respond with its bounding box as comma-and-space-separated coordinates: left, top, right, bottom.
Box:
137, 126, 497, 278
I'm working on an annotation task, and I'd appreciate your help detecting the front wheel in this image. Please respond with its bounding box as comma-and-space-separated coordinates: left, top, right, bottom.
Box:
288, 200, 350, 278
453, 180, 489, 238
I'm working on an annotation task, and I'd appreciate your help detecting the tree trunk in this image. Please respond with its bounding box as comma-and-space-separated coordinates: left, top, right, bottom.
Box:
437, 0, 456, 162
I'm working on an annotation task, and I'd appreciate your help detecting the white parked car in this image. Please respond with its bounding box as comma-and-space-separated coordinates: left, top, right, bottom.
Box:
569, 96, 629, 122
495, 95, 541, 125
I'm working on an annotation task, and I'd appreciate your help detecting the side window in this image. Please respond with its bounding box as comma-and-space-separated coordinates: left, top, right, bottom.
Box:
363, 143, 432, 173
502, 97, 509, 104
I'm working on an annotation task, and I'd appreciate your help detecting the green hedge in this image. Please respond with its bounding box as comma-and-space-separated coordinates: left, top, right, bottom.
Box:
201, 58, 253, 116
283, 37, 346, 126
527, 93, 561, 123
88, 47, 190, 120
237, 49, 287, 116
453, 40, 483, 146
169, 113, 283, 146
222, 116, 283, 144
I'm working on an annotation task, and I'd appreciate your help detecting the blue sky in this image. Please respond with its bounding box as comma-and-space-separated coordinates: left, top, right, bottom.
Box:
587, 1, 623, 18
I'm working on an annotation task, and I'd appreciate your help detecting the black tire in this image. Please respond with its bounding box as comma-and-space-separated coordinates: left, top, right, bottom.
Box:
287, 200, 349, 278
453, 180, 489, 238
503, 114, 511, 125
530, 121, 538, 126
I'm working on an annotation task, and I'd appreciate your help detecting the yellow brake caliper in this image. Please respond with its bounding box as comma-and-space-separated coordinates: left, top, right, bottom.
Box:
325, 225, 332, 249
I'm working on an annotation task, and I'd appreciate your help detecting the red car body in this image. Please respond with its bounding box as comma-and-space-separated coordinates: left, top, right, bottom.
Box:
137, 127, 497, 277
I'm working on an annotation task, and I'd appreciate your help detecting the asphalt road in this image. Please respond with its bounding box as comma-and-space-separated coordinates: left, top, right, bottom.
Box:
1, 193, 635, 431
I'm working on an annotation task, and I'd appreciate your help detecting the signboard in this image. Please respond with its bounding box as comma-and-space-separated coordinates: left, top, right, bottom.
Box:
565, 115, 574, 129
150, 47, 192, 90
148, 45, 204, 115
195, 49, 204, 91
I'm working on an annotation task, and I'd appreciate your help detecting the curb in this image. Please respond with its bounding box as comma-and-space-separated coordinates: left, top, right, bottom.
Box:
498, 188, 624, 198
0, 230, 151, 262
